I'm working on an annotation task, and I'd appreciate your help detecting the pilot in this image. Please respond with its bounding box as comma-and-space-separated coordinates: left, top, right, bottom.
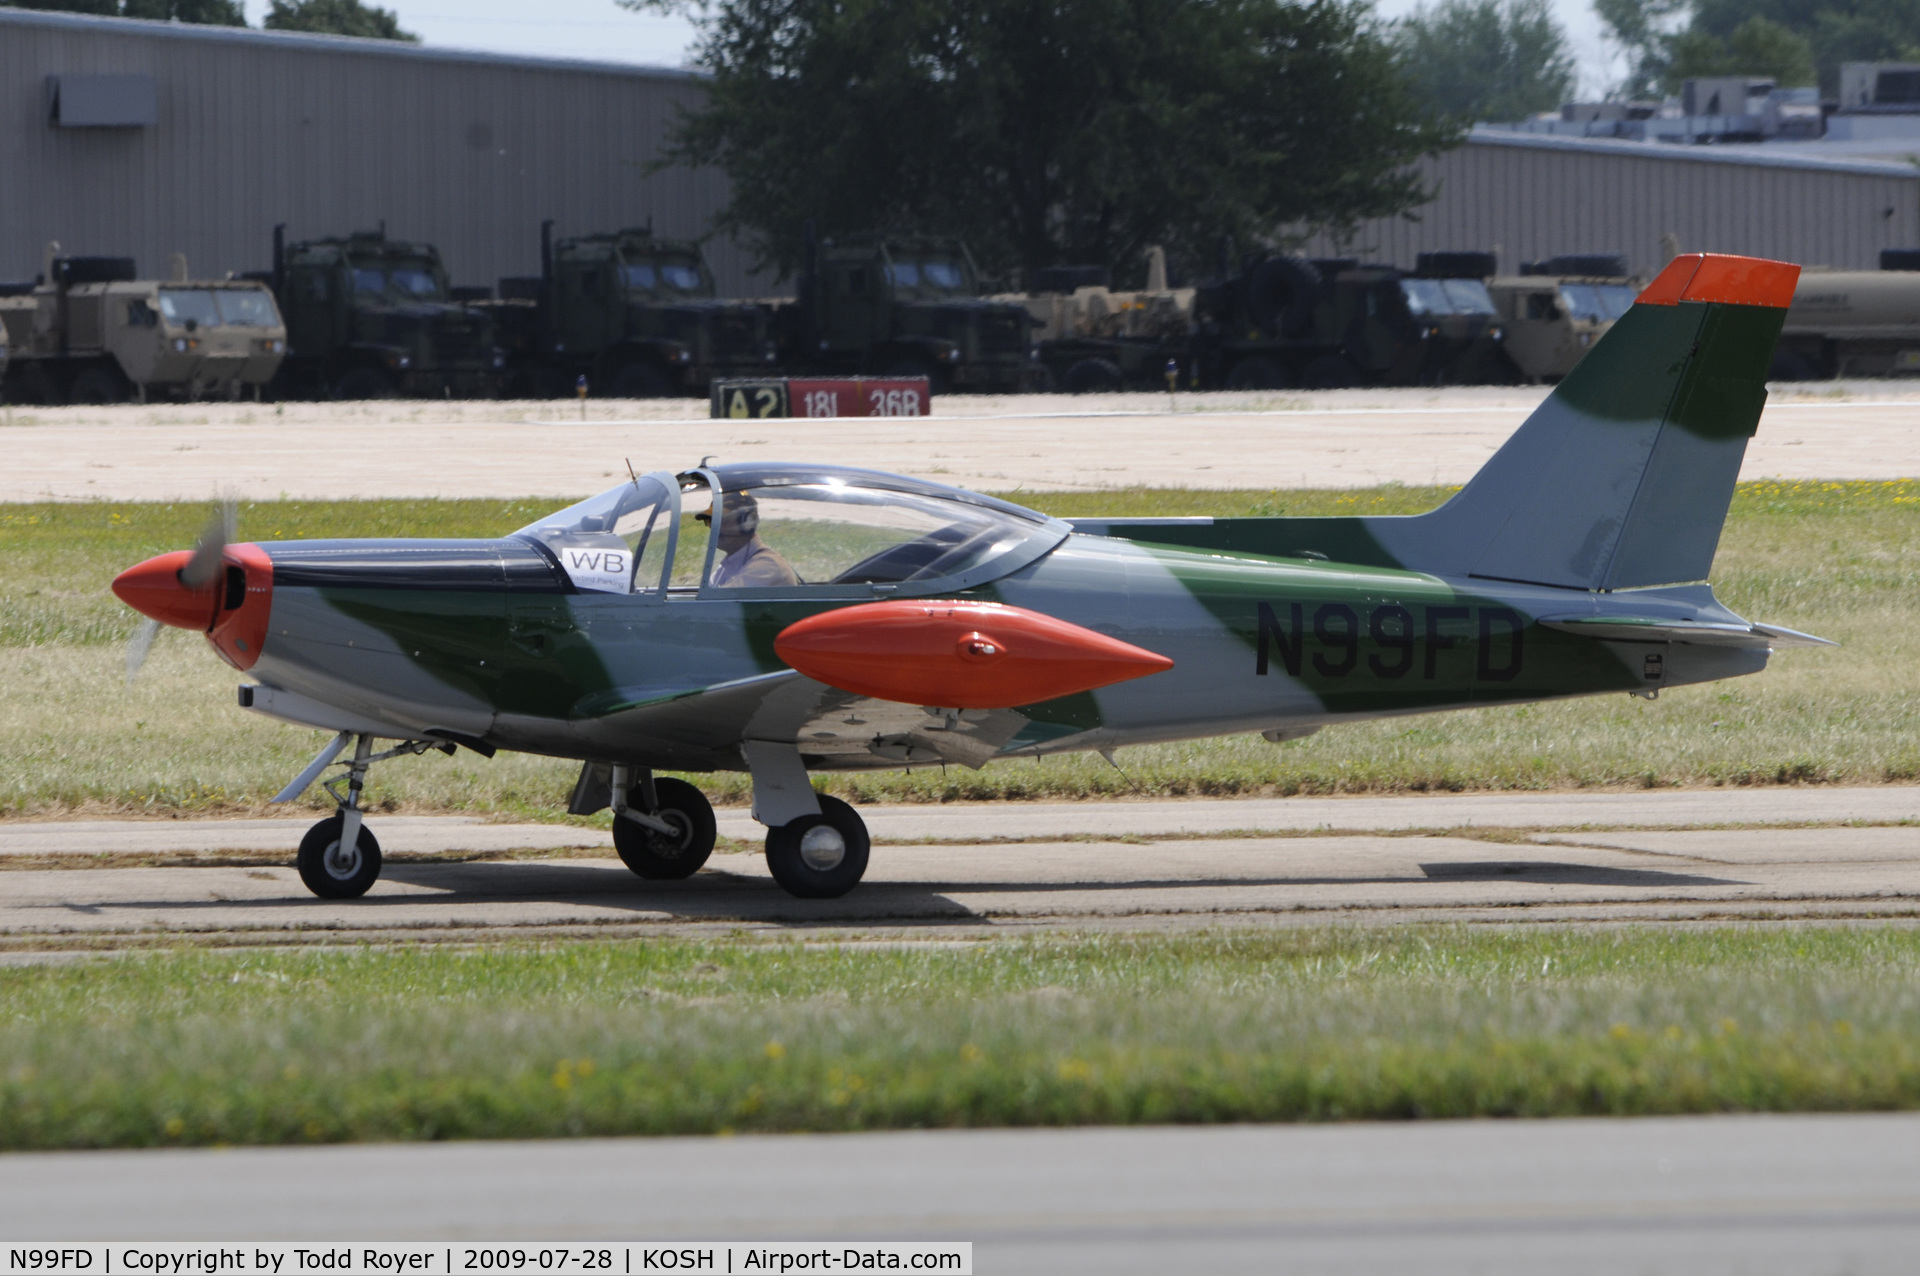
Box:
702, 491, 799, 588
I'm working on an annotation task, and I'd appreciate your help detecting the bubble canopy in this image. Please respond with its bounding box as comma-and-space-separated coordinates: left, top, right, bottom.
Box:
514, 464, 1068, 597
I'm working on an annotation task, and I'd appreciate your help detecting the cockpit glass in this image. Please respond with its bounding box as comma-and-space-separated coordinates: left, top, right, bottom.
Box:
703, 480, 1040, 590
157, 289, 223, 329
214, 289, 279, 327
515, 475, 675, 594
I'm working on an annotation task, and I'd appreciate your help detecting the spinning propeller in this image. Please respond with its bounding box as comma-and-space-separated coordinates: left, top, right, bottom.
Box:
119, 500, 236, 684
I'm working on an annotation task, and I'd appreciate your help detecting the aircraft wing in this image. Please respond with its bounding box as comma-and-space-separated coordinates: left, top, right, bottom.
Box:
569, 671, 1029, 770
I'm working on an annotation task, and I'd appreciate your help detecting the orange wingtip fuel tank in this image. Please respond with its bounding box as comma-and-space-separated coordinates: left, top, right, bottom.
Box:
1635, 253, 1800, 309
774, 601, 1174, 709
112, 544, 273, 671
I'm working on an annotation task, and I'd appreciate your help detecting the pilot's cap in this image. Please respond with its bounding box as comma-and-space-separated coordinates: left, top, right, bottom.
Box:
695, 490, 761, 536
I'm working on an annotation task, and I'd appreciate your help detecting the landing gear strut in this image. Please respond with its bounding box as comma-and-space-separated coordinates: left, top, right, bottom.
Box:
609, 765, 717, 879
290, 732, 451, 900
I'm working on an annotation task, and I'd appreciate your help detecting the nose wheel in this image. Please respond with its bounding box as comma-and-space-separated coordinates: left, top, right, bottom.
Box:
764, 794, 870, 898
611, 774, 717, 879
297, 812, 384, 899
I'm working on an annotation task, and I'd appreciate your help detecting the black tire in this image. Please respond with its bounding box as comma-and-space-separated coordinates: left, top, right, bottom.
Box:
608, 361, 672, 399
1301, 354, 1360, 390
1063, 358, 1123, 394
1245, 256, 1321, 338
296, 814, 383, 900
334, 367, 394, 401
611, 776, 717, 879
14, 366, 65, 406
1225, 355, 1289, 391
68, 365, 128, 405
764, 793, 870, 899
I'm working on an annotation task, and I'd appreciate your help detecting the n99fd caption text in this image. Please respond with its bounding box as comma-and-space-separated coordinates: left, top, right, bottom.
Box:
5, 1247, 969, 1276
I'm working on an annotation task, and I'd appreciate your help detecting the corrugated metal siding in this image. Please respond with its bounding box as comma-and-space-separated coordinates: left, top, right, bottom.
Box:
1298, 136, 1920, 277
0, 14, 769, 295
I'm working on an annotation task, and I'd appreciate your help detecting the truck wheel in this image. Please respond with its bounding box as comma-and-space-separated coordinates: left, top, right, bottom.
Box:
609, 363, 671, 399
1225, 356, 1289, 391
68, 366, 129, 405
1063, 358, 1123, 394
334, 368, 395, 400
1245, 257, 1321, 339
1301, 355, 1359, 390
1769, 349, 1818, 382
14, 367, 65, 406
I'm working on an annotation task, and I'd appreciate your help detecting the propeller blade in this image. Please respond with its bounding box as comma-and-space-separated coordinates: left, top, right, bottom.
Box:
125, 617, 161, 685
178, 500, 236, 590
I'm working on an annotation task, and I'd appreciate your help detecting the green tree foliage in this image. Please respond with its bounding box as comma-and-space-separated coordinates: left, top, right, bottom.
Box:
1393, 0, 1576, 123
263, 0, 416, 40
1665, 16, 1816, 89
1606, 0, 1914, 95
627, 0, 1458, 282
0, 0, 244, 22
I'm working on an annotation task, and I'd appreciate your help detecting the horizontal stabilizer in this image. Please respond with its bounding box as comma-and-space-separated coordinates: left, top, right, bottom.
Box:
1539, 616, 1835, 649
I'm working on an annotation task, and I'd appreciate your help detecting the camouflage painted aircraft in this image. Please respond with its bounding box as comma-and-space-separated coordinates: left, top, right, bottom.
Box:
115, 252, 1829, 901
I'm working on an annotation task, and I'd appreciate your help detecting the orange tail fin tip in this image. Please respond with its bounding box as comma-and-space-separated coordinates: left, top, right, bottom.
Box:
1635, 253, 1799, 309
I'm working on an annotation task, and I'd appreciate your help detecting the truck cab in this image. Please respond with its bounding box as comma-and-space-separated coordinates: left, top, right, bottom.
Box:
491, 225, 776, 398
1487, 259, 1639, 383
783, 237, 1043, 393
0, 250, 287, 404
271, 228, 503, 400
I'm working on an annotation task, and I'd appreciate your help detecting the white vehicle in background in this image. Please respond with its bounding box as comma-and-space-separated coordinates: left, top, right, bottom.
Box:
0, 245, 287, 405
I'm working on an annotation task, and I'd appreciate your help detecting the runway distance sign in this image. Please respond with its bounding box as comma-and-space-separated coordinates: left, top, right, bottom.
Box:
2, 1247, 970, 1276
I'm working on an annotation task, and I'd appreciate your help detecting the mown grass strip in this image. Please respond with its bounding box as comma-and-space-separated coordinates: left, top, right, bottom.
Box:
2, 927, 1917, 1149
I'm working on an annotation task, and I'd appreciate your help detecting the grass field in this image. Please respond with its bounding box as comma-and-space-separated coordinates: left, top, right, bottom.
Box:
2, 926, 1917, 1148
0, 480, 1913, 818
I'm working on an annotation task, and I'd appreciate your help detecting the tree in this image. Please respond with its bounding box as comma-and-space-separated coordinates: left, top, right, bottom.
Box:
1595, 0, 1689, 98
626, 0, 1459, 283
0, 0, 244, 22
1664, 16, 1816, 88
1394, 0, 1576, 123
263, 0, 416, 40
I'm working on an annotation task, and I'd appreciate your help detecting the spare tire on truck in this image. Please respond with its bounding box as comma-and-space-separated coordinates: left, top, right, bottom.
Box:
1244, 256, 1321, 338
1415, 251, 1498, 279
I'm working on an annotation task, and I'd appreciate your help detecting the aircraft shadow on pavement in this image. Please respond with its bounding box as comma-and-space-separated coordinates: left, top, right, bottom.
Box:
1419, 860, 1747, 887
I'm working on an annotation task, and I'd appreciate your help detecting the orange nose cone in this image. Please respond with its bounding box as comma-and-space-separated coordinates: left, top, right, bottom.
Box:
111, 550, 219, 631
775, 601, 1174, 709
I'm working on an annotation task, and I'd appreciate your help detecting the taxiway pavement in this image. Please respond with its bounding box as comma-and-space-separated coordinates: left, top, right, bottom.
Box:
4, 788, 1919, 941
3, 1113, 1916, 1272
6, 386, 1919, 500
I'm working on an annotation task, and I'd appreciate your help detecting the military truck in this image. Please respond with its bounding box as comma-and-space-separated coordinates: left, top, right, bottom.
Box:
265, 226, 503, 400
1190, 251, 1511, 389
996, 247, 1195, 392
774, 233, 1045, 393
0, 246, 286, 405
1770, 252, 1920, 379
483, 223, 777, 398
1485, 254, 1640, 383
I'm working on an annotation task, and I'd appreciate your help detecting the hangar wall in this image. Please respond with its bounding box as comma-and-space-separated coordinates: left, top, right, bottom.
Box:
1297, 130, 1920, 277
0, 10, 767, 296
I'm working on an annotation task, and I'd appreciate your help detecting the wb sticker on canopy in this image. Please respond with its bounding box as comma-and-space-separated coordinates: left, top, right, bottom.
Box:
560, 547, 629, 593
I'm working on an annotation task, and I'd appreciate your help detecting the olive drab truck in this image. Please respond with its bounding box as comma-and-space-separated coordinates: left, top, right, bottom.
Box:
1484, 254, 1641, 383
995, 246, 1196, 392
1190, 250, 1511, 390
484, 222, 778, 398
265, 226, 504, 400
0, 245, 287, 405
1768, 250, 1920, 379
775, 233, 1046, 393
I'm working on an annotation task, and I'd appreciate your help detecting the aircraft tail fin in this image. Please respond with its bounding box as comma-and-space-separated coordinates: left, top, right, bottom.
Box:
1387, 253, 1799, 590
1072, 253, 1798, 592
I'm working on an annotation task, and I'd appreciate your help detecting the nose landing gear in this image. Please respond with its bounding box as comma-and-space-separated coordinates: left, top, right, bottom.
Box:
281, 731, 455, 900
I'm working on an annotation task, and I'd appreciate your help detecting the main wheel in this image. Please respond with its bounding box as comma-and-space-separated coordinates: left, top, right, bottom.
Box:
764, 794, 869, 898
612, 776, 717, 879
296, 814, 383, 899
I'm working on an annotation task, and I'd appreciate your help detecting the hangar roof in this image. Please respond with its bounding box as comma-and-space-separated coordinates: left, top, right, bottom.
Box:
1470, 125, 1917, 179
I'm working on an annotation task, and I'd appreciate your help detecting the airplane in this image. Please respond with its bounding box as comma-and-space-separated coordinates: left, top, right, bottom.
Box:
112, 252, 1831, 902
